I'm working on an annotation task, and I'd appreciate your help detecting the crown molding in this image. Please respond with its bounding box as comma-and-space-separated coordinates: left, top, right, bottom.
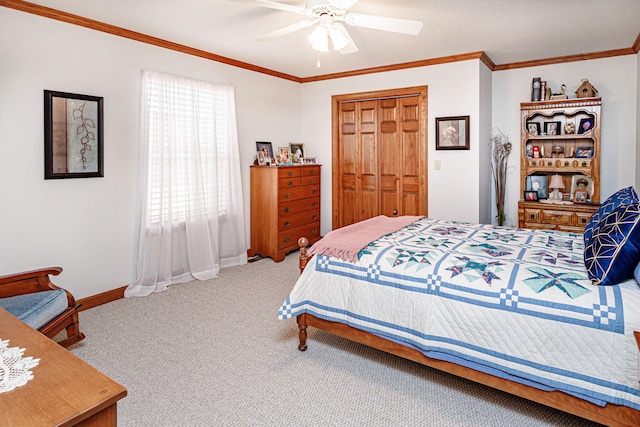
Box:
0, 0, 302, 83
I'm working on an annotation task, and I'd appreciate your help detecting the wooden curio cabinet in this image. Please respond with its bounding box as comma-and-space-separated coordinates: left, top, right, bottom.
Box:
518, 98, 601, 232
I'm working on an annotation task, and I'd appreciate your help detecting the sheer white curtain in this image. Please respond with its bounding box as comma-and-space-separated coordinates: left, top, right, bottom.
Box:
126, 70, 246, 297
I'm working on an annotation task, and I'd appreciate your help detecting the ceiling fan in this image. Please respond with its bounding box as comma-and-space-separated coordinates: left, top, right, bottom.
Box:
230, 0, 423, 54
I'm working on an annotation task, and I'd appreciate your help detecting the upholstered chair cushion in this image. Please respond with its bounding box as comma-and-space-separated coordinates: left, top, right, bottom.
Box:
0, 289, 68, 330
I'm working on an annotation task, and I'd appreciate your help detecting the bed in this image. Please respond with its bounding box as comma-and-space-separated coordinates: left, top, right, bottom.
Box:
278, 193, 640, 426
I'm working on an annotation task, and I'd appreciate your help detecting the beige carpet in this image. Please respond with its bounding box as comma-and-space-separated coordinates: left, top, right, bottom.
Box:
68, 254, 601, 426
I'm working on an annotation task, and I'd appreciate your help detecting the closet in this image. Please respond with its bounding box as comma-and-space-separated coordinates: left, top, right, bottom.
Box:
332, 86, 428, 228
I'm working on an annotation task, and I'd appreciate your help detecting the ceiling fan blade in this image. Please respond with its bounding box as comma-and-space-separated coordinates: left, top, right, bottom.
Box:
344, 12, 423, 35
331, 23, 358, 54
228, 0, 306, 14
328, 0, 359, 10
255, 19, 316, 41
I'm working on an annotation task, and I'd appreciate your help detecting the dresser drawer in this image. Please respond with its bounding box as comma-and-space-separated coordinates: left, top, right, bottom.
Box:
278, 210, 320, 231
576, 212, 592, 227
301, 175, 320, 186
278, 167, 300, 179
279, 197, 320, 216
301, 166, 320, 177
524, 209, 541, 223
278, 177, 301, 188
541, 209, 573, 226
278, 185, 319, 202
277, 222, 320, 249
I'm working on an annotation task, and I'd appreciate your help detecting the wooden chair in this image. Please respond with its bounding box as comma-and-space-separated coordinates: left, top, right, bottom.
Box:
0, 267, 85, 348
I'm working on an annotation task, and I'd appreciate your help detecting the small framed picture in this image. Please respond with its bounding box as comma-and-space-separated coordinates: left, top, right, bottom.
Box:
256, 141, 273, 162
256, 151, 267, 166
302, 157, 318, 165
278, 147, 292, 165
526, 175, 548, 199
578, 118, 594, 134
526, 122, 541, 136
435, 116, 469, 150
544, 121, 561, 136
575, 146, 594, 158
524, 190, 539, 201
570, 175, 593, 201
289, 143, 305, 163
574, 190, 588, 204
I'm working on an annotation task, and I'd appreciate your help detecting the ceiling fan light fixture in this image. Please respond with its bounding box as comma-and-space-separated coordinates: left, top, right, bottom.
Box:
328, 25, 349, 50
308, 25, 329, 52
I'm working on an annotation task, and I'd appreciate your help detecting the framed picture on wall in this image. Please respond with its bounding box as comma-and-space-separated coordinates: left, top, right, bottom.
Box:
44, 90, 104, 179
435, 116, 470, 150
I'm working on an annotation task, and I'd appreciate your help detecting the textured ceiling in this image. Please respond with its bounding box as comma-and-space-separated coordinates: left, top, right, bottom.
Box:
22, 0, 640, 78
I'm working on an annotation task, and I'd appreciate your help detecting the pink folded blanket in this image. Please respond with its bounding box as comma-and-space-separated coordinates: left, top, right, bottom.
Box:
307, 215, 423, 262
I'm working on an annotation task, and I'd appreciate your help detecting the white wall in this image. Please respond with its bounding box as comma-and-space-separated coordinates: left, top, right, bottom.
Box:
0, 9, 301, 298
492, 56, 638, 227
478, 62, 493, 224
300, 60, 484, 235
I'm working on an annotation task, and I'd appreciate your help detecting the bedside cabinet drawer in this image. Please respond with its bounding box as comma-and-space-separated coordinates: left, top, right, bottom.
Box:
541, 209, 573, 226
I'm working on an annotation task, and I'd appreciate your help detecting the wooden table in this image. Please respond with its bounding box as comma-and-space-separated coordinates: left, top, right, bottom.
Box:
0, 308, 127, 426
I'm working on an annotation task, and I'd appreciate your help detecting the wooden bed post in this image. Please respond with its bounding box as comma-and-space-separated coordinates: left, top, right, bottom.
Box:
298, 237, 309, 274
297, 314, 308, 351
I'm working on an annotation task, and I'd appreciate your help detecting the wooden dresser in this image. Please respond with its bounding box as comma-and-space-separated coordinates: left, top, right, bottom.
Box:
249, 165, 321, 262
518, 201, 597, 232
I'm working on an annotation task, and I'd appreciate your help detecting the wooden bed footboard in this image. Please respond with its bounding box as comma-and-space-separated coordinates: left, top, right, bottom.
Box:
295, 237, 640, 427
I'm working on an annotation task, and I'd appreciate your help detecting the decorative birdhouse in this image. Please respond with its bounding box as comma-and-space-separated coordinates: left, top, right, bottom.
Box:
575, 79, 598, 98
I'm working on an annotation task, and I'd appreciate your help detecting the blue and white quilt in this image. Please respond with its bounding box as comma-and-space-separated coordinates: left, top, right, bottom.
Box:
279, 218, 640, 410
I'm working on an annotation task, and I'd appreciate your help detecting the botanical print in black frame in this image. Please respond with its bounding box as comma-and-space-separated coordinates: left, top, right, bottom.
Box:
44, 90, 104, 179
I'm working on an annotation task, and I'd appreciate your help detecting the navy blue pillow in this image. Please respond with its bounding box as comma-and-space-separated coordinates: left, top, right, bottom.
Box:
584, 202, 640, 285
584, 186, 638, 245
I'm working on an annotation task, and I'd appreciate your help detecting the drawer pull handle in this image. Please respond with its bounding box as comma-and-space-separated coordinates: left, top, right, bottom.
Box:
309, 170, 315, 175
311, 229, 318, 235
284, 237, 290, 243
312, 189, 317, 195
287, 181, 293, 186
312, 202, 317, 207
283, 207, 290, 213
287, 171, 293, 176
312, 215, 318, 220
284, 221, 290, 227
283, 193, 291, 199
309, 179, 315, 184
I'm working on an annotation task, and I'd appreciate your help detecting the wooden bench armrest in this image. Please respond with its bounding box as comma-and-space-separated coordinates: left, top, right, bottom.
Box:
0, 267, 67, 301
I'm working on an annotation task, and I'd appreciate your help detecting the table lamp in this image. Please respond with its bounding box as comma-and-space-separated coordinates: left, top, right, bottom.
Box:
549, 174, 565, 202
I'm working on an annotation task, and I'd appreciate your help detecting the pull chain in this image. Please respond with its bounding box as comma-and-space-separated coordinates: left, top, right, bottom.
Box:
316, 51, 321, 68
